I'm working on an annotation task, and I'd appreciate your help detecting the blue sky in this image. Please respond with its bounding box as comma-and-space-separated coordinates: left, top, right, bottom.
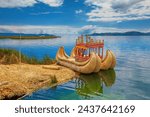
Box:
0, 0, 150, 34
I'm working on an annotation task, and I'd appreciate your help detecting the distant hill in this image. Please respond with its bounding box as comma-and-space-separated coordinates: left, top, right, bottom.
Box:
0, 33, 55, 36
90, 31, 150, 36
0, 33, 60, 39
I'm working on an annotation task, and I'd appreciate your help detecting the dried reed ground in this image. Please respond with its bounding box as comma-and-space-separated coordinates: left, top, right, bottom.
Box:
0, 64, 75, 100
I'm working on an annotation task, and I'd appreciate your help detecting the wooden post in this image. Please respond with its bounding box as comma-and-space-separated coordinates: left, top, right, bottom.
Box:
102, 47, 104, 59
98, 47, 100, 56
96, 48, 98, 55
86, 35, 88, 43
81, 35, 83, 43
77, 48, 79, 56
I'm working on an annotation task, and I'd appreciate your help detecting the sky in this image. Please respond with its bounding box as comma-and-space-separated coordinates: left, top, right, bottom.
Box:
0, 0, 150, 34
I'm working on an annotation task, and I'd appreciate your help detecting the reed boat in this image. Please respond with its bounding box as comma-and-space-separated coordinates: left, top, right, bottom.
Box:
56, 47, 100, 74
56, 35, 116, 74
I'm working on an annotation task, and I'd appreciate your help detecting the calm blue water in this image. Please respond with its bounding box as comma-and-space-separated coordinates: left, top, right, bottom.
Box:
0, 35, 150, 100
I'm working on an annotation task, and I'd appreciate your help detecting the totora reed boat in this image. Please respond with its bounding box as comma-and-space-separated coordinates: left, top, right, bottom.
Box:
56, 35, 116, 74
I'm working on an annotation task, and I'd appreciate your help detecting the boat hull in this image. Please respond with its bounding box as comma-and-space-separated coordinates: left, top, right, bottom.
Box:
56, 47, 99, 74
56, 47, 116, 74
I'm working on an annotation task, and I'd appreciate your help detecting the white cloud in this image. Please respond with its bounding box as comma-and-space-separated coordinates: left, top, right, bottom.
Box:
79, 25, 96, 34
0, 25, 149, 35
0, 0, 37, 8
0, 0, 64, 8
38, 0, 64, 7
30, 11, 63, 15
85, 0, 150, 22
75, 9, 83, 14
0, 25, 79, 34
79, 25, 150, 34
30, 11, 51, 15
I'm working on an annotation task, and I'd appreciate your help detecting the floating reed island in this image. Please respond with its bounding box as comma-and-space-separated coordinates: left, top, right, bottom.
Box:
0, 33, 60, 40
56, 35, 116, 74
0, 64, 75, 100
0, 49, 75, 100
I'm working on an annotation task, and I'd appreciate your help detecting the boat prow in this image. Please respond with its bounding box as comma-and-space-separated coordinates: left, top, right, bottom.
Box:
56, 46, 69, 61
109, 50, 116, 69
94, 54, 101, 72
70, 47, 76, 58
101, 50, 116, 70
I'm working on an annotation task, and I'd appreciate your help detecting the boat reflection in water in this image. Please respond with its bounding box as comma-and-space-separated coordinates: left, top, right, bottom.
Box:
75, 69, 116, 99
22, 69, 116, 100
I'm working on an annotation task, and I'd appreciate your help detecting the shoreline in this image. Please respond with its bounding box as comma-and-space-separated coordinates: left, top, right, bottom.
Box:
0, 64, 76, 100
0, 35, 60, 40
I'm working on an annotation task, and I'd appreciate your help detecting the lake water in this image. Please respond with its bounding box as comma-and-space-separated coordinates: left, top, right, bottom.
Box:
0, 35, 150, 100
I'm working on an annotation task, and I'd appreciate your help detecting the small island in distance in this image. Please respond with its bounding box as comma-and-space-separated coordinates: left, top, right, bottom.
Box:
0, 33, 60, 39
90, 31, 150, 36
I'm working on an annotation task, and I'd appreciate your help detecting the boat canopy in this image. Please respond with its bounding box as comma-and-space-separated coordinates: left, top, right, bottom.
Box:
75, 46, 87, 50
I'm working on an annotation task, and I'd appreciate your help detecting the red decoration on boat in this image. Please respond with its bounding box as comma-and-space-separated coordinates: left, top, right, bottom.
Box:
75, 35, 104, 61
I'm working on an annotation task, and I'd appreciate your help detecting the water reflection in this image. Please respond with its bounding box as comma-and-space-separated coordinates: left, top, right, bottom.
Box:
99, 69, 116, 87
75, 69, 116, 99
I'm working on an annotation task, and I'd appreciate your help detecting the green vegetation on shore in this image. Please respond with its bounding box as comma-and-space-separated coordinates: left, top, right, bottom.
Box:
0, 35, 60, 39
0, 48, 56, 64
